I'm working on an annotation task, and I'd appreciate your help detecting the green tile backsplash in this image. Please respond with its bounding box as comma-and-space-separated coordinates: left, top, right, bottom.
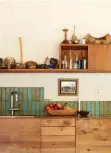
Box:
0, 87, 44, 116
44, 101, 111, 117
0, 87, 111, 116
80, 101, 111, 116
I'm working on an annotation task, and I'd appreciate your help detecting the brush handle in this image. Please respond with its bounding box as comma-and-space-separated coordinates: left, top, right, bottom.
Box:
19, 37, 23, 64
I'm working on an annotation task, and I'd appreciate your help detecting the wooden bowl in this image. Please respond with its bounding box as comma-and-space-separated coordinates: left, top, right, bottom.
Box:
28, 65, 36, 69
46, 109, 77, 116
25, 61, 37, 69
77, 110, 89, 117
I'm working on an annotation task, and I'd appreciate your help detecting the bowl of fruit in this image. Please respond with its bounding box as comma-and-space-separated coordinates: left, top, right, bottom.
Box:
77, 110, 89, 117
45, 103, 77, 116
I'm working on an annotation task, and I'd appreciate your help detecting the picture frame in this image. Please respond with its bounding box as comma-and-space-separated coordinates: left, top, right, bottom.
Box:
58, 78, 79, 96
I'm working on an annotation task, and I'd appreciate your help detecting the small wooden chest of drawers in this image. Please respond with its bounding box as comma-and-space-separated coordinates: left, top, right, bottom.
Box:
41, 117, 76, 153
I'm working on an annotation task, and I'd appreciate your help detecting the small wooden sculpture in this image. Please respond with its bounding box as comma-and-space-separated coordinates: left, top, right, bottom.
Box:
83, 33, 111, 44
72, 25, 79, 44
61, 28, 69, 44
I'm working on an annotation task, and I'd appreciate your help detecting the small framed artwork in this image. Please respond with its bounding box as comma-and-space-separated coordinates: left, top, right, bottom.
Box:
58, 78, 79, 96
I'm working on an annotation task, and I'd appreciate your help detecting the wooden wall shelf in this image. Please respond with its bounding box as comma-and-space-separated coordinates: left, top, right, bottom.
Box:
0, 69, 111, 73
60, 44, 88, 50
0, 44, 111, 74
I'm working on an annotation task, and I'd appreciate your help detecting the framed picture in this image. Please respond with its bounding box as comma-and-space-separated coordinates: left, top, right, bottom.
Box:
58, 78, 79, 96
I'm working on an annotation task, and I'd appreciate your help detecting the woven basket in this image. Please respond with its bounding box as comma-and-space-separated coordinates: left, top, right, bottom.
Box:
47, 109, 77, 116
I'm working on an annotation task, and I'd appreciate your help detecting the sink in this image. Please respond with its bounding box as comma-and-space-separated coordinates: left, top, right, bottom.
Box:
0, 116, 36, 118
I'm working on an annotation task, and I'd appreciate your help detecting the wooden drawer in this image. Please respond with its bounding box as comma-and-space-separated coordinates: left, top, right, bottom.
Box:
76, 147, 111, 153
41, 136, 75, 147
41, 127, 75, 136
41, 118, 75, 127
41, 148, 75, 153
41, 136, 75, 153
76, 118, 111, 147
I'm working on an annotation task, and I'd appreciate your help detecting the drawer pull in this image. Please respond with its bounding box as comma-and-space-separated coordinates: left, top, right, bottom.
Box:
52, 142, 55, 145
99, 123, 102, 127
60, 128, 63, 131
47, 120, 51, 123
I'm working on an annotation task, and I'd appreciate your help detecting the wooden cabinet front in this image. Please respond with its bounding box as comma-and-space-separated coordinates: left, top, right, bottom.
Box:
41, 127, 75, 136
88, 45, 107, 70
0, 118, 40, 144
59, 44, 111, 72
41, 118, 75, 127
0, 118, 40, 153
76, 147, 111, 153
76, 118, 111, 147
0, 143, 39, 153
41, 118, 75, 153
41, 136, 75, 153
0, 118, 40, 143
105, 45, 111, 70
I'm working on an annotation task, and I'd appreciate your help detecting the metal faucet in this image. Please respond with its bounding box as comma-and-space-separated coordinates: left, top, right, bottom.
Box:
10, 88, 20, 116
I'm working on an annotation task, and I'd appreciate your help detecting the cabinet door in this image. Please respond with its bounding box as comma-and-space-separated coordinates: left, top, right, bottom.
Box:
106, 45, 111, 70
0, 143, 40, 153
76, 147, 111, 153
76, 118, 111, 147
0, 118, 40, 143
88, 45, 106, 70
0, 118, 40, 153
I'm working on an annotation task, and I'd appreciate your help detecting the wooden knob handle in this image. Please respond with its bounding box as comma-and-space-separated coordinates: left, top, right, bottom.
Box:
47, 120, 51, 123
60, 128, 63, 131
99, 123, 102, 127
52, 142, 55, 145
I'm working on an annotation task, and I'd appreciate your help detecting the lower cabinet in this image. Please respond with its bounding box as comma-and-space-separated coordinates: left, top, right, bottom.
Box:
76, 118, 111, 153
76, 147, 111, 153
0, 118, 40, 153
76, 118, 111, 147
1, 117, 111, 153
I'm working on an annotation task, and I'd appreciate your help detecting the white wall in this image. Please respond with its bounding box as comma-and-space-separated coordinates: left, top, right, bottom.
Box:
0, 0, 111, 101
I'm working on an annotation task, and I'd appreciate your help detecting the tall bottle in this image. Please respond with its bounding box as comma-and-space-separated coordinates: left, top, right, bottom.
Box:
81, 51, 87, 69
81, 57, 87, 69
64, 55, 68, 69
69, 50, 72, 69
73, 55, 80, 69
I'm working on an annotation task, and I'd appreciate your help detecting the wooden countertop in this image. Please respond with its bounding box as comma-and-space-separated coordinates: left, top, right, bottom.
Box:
41, 115, 111, 119
0, 115, 111, 119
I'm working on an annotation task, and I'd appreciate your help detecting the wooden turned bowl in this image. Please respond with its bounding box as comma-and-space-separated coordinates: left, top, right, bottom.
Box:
77, 110, 89, 117
25, 61, 38, 69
